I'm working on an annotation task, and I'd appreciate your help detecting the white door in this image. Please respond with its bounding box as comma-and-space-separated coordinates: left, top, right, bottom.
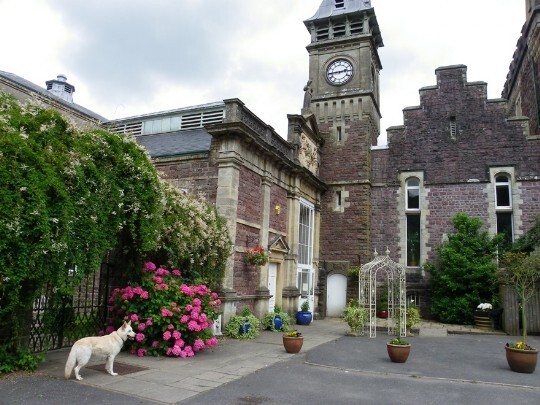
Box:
326, 273, 347, 317
268, 263, 277, 312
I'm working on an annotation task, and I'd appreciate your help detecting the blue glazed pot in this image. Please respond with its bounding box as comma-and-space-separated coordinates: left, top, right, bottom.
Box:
239, 320, 250, 335
296, 311, 312, 325
274, 316, 283, 330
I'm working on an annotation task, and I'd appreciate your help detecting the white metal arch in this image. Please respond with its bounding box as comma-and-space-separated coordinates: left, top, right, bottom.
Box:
359, 248, 407, 337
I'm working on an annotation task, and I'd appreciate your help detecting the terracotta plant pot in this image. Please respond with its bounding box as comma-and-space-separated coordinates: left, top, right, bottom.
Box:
505, 346, 538, 373
283, 336, 304, 353
387, 343, 411, 363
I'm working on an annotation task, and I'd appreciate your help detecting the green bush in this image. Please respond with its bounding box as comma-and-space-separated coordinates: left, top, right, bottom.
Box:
261, 306, 291, 332
224, 307, 261, 339
428, 213, 503, 324
343, 300, 368, 335
151, 183, 231, 289
0, 345, 44, 374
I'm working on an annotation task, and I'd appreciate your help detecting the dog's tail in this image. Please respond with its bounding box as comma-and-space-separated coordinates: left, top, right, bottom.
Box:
64, 347, 77, 380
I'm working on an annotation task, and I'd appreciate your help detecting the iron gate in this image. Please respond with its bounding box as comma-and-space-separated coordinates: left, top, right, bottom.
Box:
28, 262, 114, 353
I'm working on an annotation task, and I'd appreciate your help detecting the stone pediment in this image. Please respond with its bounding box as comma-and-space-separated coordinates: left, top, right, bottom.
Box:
268, 235, 289, 253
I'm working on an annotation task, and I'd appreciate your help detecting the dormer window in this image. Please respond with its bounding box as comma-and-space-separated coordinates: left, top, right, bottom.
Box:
335, 0, 345, 8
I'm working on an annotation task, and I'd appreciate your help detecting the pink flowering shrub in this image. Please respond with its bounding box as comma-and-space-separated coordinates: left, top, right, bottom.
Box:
104, 262, 221, 357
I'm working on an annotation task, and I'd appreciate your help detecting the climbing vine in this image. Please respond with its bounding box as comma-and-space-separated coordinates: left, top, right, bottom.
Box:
0, 92, 164, 358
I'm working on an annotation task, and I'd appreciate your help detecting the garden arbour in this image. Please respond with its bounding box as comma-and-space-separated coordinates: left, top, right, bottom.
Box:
106, 262, 221, 358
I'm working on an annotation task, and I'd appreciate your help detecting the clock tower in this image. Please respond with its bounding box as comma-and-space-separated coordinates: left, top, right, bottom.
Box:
303, 0, 383, 268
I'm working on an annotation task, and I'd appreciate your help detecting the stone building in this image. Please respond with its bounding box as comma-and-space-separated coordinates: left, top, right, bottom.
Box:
2, 0, 539, 323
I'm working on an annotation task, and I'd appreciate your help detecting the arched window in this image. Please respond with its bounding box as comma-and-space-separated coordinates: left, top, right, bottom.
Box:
405, 178, 421, 266
494, 174, 513, 245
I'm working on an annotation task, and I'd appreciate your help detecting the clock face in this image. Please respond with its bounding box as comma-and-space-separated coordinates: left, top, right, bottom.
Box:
326, 59, 353, 85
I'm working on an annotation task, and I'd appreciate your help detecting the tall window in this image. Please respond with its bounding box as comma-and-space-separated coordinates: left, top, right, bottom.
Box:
406, 178, 421, 266
298, 201, 314, 265
297, 201, 314, 301
495, 174, 513, 245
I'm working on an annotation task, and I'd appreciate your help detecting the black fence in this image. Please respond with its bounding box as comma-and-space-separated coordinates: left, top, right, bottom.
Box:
27, 263, 114, 353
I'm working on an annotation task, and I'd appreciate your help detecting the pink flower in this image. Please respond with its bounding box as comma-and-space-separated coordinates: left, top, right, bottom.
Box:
140, 291, 149, 299
171, 345, 182, 357
161, 308, 173, 317
153, 276, 163, 284
144, 262, 156, 272
137, 323, 146, 331
181, 315, 190, 323
175, 339, 185, 348
105, 326, 115, 334
172, 269, 181, 277
205, 337, 218, 347
188, 320, 201, 332
98, 330, 105, 336
130, 314, 139, 322
193, 339, 205, 352
172, 330, 181, 340
137, 348, 147, 357
185, 304, 193, 311
167, 324, 174, 330
152, 341, 159, 348
163, 331, 172, 341
191, 311, 199, 320
211, 292, 219, 300
156, 268, 170, 276
193, 298, 201, 306
135, 333, 145, 342
145, 318, 153, 326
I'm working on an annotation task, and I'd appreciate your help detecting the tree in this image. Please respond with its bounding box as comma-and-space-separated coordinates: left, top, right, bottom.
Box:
499, 249, 540, 343
427, 213, 503, 324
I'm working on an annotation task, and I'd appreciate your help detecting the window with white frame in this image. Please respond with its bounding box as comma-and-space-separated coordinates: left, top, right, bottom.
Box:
406, 178, 421, 266
494, 174, 513, 245
297, 201, 314, 300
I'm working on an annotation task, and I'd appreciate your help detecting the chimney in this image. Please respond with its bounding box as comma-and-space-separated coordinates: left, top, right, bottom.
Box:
45, 74, 75, 103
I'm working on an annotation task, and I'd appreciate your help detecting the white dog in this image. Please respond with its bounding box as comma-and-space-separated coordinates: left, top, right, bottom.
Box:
65, 321, 136, 380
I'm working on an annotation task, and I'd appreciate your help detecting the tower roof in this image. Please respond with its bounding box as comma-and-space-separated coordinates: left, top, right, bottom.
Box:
305, 0, 372, 22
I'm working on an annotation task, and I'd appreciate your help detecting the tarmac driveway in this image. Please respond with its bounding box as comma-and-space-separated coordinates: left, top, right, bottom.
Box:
182, 334, 540, 405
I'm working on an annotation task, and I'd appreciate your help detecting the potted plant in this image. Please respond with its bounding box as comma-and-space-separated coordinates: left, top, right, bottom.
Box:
262, 305, 291, 332
387, 337, 411, 363
499, 248, 540, 373
244, 246, 269, 266
394, 302, 421, 336
282, 330, 303, 353
296, 300, 312, 325
474, 302, 493, 330
224, 306, 261, 339
342, 300, 368, 336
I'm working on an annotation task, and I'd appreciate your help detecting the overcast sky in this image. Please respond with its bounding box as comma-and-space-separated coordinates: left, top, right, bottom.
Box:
0, 0, 526, 145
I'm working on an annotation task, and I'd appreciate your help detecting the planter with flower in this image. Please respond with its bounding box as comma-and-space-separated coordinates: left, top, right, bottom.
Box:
224, 306, 261, 339
499, 248, 540, 374
244, 246, 269, 266
474, 303, 493, 330
283, 330, 303, 353
262, 305, 291, 332
387, 337, 411, 363
104, 262, 221, 358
